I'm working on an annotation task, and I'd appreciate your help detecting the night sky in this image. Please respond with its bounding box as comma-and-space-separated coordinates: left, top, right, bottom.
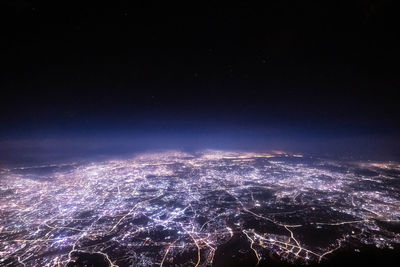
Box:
1, 2, 400, 162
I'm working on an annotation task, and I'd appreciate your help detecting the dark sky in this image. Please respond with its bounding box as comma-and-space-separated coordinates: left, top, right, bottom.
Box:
1, 2, 400, 161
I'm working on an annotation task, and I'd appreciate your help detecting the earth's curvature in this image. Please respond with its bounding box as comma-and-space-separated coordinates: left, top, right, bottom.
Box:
1, 150, 400, 266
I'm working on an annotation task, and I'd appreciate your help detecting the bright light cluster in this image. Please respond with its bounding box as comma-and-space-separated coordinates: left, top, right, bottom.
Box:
0, 150, 399, 266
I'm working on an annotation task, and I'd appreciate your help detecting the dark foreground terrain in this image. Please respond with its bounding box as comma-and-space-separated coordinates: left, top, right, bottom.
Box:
1, 150, 399, 266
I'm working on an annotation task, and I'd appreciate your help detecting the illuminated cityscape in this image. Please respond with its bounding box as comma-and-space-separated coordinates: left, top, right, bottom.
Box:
1, 150, 399, 266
